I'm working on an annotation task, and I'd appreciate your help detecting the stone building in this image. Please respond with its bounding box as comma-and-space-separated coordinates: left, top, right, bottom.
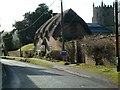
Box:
92, 1, 114, 31
34, 9, 91, 55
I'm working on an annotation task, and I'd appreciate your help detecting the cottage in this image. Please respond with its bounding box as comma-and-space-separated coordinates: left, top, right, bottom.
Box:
34, 9, 91, 55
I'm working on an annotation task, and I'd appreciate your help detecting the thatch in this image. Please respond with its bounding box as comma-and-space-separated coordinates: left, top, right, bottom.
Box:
34, 8, 91, 52
35, 8, 91, 40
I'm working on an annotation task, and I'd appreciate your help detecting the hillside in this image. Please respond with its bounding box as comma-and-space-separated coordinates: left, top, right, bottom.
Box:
18, 43, 34, 51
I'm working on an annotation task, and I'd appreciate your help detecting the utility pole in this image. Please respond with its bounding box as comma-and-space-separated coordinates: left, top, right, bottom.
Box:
115, 0, 120, 72
19, 42, 23, 57
74, 40, 77, 63
61, 0, 65, 50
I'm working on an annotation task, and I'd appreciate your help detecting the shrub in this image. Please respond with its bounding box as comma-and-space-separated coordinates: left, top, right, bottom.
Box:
82, 36, 116, 65
65, 40, 85, 63
23, 50, 34, 58
49, 50, 63, 60
64, 35, 118, 65
65, 41, 75, 63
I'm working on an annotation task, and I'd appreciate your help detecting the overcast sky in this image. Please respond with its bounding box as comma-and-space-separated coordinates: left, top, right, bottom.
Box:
0, 0, 114, 32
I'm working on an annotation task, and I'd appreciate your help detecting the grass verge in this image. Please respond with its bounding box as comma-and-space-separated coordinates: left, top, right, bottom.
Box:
50, 60, 70, 65
50, 60, 119, 85
17, 43, 34, 51
0, 56, 52, 68
74, 64, 120, 85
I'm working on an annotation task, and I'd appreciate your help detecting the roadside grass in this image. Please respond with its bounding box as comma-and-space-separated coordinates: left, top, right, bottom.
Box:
56, 60, 70, 65
50, 60, 119, 85
74, 64, 120, 85
56, 61, 66, 65
0, 56, 52, 68
17, 43, 34, 51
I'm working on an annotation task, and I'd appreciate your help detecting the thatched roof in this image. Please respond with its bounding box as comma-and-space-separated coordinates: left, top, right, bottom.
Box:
35, 8, 91, 42
34, 9, 91, 44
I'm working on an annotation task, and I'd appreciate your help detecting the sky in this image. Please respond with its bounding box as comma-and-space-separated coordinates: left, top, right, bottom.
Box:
0, 0, 114, 32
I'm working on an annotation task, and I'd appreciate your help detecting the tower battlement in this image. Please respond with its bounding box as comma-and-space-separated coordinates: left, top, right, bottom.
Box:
92, 1, 114, 31
93, 1, 113, 9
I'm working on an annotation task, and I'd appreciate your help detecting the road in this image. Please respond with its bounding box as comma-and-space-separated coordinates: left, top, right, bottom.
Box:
1, 59, 119, 89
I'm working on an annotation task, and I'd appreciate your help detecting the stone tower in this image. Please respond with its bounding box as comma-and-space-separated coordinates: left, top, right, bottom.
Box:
92, 1, 114, 31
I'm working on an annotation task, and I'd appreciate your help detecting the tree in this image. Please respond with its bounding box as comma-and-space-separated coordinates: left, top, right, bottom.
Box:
13, 3, 53, 45
2, 33, 14, 51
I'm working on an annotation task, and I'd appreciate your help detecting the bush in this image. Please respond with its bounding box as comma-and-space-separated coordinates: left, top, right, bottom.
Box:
65, 40, 85, 63
23, 50, 34, 58
82, 36, 116, 65
65, 41, 75, 63
64, 35, 118, 65
48, 50, 63, 60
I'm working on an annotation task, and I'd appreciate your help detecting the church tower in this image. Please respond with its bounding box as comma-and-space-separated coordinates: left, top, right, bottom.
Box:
92, 1, 114, 31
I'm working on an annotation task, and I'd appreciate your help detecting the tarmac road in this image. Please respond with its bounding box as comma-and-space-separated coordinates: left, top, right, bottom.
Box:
1, 59, 119, 89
